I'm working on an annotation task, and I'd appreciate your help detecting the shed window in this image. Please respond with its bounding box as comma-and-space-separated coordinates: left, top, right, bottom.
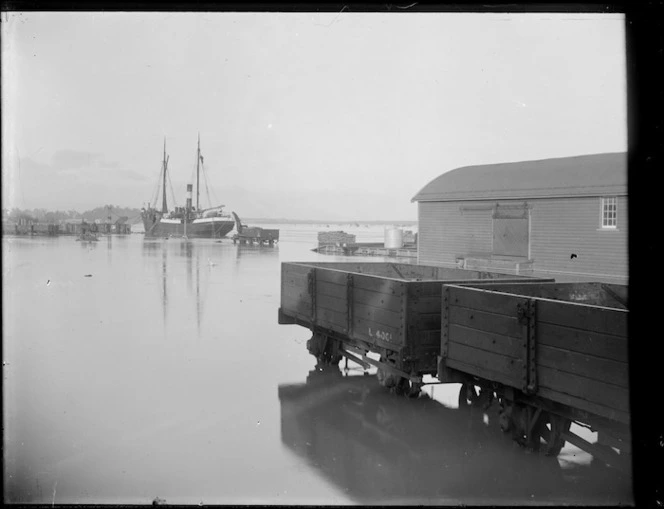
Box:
601, 197, 617, 229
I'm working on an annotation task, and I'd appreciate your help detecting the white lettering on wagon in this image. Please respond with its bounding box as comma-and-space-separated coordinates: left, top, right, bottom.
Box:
368, 327, 393, 342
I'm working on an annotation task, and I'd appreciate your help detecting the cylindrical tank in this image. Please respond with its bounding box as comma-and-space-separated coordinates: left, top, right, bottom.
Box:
384, 228, 403, 249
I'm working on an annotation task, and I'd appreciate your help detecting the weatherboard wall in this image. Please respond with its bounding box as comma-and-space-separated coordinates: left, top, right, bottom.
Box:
528, 196, 627, 282
417, 201, 493, 266
417, 196, 628, 283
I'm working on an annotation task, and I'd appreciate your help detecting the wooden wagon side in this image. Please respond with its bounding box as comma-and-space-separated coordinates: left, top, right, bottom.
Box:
279, 262, 552, 396
279, 262, 413, 387
438, 282, 630, 468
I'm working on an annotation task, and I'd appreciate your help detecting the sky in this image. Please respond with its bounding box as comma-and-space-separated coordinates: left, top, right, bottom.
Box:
1, 11, 626, 221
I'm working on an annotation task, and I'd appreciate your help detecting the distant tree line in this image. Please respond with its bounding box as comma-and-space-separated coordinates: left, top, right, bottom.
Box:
2, 205, 143, 224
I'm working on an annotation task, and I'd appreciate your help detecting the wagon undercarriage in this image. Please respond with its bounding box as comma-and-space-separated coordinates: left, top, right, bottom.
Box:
456, 379, 631, 471
305, 329, 425, 398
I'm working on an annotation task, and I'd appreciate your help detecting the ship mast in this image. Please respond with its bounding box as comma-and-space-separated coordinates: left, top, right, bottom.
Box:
161, 139, 168, 214
196, 133, 201, 211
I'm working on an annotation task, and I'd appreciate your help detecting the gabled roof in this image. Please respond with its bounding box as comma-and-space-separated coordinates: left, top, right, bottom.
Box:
412, 152, 627, 202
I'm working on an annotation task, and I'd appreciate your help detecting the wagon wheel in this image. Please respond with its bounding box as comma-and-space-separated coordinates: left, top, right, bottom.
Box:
476, 387, 495, 409
527, 409, 547, 452
307, 333, 340, 366
376, 365, 386, 385
316, 348, 342, 366
316, 352, 339, 366
406, 380, 423, 398
376, 357, 400, 389
458, 382, 478, 407
393, 377, 422, 398
508, 404, 528, 446
510, 405, 546, 452
376, 366, 396, 388
305, 336, 319, 357
498, 399, 513, 433
391, 378, 406, 396
544, 414, 572, 456
458, 382, 484, 408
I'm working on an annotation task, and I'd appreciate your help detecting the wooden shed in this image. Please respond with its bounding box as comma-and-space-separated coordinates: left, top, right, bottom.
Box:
411, 153, 627, 284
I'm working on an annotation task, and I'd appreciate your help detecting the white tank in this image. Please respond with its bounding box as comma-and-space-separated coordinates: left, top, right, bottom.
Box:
384, 228, 403, 249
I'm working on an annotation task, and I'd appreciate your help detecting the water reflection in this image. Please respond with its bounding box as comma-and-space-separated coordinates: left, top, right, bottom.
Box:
5, 229, 415, 504
182, 242, 203, 336
140, 237, 166, 256
234, 243, 279, 265
162, 244, 168, 328
140, 238, 211, 338
278, 367, 632, 505
79, 239, 98, 250
184, 241, 193, 295
106, 234, 112, 264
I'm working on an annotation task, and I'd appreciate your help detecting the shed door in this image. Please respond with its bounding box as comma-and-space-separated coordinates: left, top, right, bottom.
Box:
493, 205, 529, 257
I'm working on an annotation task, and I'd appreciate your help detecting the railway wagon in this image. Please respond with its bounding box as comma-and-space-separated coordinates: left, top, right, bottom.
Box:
278, 262, 552, 396
437, 281, 629, 469
232, 227, 279, 245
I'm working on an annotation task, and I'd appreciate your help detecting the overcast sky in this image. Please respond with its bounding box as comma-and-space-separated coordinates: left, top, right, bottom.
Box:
1, 11, 626, 220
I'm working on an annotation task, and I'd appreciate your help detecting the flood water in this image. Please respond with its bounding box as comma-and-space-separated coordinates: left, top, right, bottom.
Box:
3, 224, 633, 505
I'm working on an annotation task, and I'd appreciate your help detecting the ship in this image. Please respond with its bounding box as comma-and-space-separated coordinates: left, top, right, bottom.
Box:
141, 135, 235, 238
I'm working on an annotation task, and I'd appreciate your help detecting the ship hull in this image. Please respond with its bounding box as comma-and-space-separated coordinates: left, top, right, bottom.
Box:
142, 214, 234, 238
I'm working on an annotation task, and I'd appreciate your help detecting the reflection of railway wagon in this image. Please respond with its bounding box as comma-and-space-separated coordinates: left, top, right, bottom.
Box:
278, 369, 632, 505
278, 262, 630, 469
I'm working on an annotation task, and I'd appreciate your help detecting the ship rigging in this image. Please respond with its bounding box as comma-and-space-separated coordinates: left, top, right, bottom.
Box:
141, 136, 235, 239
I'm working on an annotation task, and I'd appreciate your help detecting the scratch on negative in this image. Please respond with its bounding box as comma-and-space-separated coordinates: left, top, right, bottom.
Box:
52, 480, 57, 507
315, 5, 348, 27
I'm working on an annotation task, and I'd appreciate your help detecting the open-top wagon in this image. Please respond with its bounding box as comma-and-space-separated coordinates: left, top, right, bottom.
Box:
437, 281, 630, 469
278, 261, 632, 469
278, 262, 553, 396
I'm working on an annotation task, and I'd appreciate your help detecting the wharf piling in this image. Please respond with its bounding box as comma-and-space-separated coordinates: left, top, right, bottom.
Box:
2, 220, 132, 237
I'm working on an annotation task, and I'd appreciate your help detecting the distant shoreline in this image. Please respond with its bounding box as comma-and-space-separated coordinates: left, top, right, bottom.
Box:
243, 218, 417, 225
2, 207, 418, 229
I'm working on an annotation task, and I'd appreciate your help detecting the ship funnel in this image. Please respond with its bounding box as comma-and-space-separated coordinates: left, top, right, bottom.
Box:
186, 184, 193, 210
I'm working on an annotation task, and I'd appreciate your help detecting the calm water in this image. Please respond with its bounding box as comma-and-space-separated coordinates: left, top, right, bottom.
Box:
3, 224, 632, 505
